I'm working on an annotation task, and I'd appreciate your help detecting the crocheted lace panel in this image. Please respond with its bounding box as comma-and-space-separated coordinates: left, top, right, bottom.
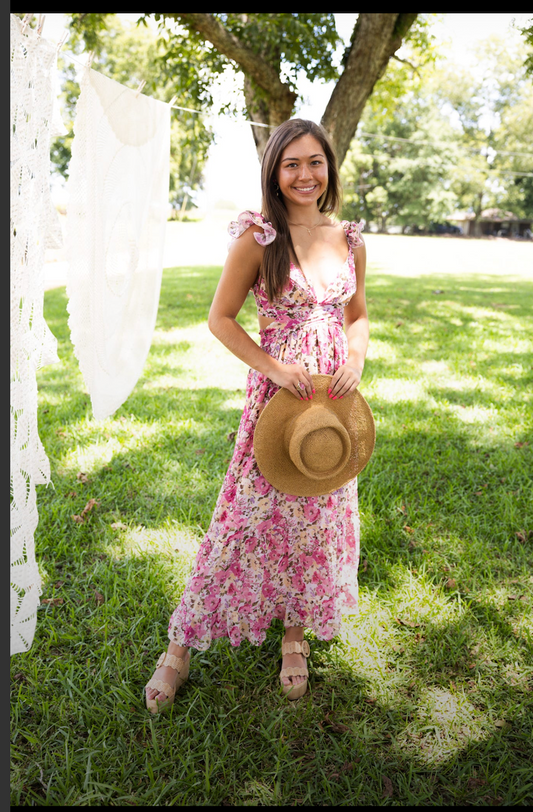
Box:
66, 66, 170, 421
10, 15, 62, 655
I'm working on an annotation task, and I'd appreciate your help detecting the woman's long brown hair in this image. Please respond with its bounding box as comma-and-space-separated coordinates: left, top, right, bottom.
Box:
260, 119, 342, 303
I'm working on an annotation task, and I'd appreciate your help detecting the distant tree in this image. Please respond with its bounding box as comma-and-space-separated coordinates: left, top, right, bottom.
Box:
341, 32, 533, 231
491, 84, 533, 219
431, 34, 533, 229
340, 91, 460, 231
520, 18, 533, 76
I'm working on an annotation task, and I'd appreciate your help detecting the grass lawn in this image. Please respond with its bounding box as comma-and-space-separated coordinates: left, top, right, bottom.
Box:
10, 248, 533, 806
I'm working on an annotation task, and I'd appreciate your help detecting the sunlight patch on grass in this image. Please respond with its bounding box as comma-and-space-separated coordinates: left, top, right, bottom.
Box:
221, 395, 246, 411
146, 322, 251, 391
59, 421, 161, 473
385, 575, 452, 620
108, 521, 201, 560
481, 336, 532, 354
418, 360, 450, 377
397, 686, 488, 766
366, 338, 398, 362
448, 404, 499, 425
141, 374, 185, 390
367, 377, 428, 404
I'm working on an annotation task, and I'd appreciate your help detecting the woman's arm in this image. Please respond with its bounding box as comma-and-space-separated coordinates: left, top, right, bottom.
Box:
329, 240, 369, 399
208, 227, 315, 400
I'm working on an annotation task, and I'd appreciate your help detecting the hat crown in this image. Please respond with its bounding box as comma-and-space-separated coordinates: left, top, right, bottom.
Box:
287, 405, 351, 481
254, 374, 375, 497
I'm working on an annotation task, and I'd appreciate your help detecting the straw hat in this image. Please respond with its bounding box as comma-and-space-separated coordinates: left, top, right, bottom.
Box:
254, 374, 375, 497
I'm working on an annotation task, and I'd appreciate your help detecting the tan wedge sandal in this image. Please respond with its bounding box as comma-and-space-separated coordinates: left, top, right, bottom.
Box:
145, 650, 190, 714
280, 637, 310, 700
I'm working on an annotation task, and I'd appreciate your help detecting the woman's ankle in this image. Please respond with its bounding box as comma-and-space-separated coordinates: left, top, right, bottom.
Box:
167, 641, 189, 658
283, 626, 304, 642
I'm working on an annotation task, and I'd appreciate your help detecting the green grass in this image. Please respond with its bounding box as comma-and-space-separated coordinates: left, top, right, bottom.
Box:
10, 260, 533, 806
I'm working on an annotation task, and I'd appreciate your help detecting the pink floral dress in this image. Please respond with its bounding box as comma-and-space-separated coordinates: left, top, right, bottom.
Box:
168, 211, 365, 650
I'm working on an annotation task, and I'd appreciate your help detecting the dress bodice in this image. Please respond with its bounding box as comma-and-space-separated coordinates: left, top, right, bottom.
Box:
228, 211, 365, 332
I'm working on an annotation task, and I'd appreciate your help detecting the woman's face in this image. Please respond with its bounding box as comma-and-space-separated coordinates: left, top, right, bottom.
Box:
276, 134, 329, 210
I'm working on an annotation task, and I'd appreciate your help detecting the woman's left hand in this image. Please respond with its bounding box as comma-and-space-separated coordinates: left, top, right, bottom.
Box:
328, 363, 363, 399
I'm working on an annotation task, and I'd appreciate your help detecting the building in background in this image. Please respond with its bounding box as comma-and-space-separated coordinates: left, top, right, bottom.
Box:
449, 209, 532, 238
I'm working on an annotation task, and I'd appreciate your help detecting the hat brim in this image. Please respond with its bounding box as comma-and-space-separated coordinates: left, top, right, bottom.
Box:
254, 374, 375, 497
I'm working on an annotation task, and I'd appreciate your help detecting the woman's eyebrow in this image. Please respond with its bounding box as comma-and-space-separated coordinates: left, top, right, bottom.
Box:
281, 153, 325, 162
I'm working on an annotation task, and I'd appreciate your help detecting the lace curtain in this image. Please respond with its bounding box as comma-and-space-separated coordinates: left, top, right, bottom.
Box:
10, 15, 62, 655
11, 20, 170, 654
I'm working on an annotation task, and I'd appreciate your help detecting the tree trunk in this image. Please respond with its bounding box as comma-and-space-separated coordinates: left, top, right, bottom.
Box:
321, 13, 418, 166
243, 76, 295, 159
473, 191, 484, 236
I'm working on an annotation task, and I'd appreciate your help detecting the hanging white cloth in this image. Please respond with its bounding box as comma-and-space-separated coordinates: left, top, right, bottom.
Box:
66, 66, 170, 420
10, 15, 62, 655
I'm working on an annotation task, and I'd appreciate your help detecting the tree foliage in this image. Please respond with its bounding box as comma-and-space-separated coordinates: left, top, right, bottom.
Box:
520, 18, 533, 76
341, 32, 533, 231
341, 94, 460, 231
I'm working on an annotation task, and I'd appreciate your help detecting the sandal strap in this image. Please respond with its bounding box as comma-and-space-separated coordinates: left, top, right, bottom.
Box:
156, 651, 187, 671
280, 666, 308, 679
281, 639, 310, 657
145, 677, 176, 699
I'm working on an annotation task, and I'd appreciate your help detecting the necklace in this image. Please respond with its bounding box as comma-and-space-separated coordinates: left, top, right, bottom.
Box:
288, 219, 323, 236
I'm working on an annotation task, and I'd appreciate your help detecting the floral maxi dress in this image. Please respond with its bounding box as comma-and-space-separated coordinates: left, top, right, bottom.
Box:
168, 212, 365, 650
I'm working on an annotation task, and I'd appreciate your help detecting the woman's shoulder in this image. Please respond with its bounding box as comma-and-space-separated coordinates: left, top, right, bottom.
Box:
227, 210, 277, 247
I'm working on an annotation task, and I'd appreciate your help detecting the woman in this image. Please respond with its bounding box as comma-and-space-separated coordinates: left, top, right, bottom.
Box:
145, 118, 368, 712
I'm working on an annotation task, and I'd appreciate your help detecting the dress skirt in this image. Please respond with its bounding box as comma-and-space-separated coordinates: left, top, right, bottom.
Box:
168, 304, 360, 650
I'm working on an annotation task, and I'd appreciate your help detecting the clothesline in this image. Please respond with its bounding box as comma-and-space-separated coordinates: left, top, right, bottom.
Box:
57, 45, 273, 129
355, 149, 533, 178
357, 130, 533, 160
59, 47, 533, 168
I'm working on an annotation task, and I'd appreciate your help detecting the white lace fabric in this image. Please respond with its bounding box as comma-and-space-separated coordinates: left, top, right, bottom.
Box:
10, 15, 61, 655
66, 66, 170, 420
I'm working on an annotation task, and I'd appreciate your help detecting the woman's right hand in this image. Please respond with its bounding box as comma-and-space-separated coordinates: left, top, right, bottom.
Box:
268, 361, 315, 401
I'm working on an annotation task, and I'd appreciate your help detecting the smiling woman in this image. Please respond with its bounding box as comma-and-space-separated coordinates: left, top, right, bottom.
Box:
144, 118, 370, 712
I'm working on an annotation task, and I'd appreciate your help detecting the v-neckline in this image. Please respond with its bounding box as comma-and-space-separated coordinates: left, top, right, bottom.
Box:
289, 224, 352, 302
290, 250, 350, 302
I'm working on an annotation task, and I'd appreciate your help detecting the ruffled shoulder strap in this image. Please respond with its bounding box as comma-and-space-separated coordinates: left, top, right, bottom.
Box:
228, 210, 277, 247
341, 219, 365, 250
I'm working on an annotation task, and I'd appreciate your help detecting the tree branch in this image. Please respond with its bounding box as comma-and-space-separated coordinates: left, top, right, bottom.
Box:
392, 54, 421, 77
321, 12, 419, 165
171, 13, 295, 105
